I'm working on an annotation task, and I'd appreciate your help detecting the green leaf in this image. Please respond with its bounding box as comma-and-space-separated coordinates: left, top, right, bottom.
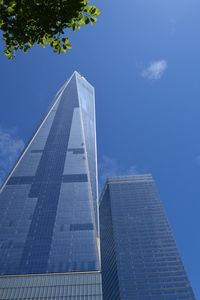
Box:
0, 0, 100, 58
72, 24, 76, 32
84, 15, 90, 24
7, 7, 14, 13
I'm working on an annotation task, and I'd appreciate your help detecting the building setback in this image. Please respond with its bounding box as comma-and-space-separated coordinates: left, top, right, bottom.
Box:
0, 72, 102, 299
99, 175, 195, 299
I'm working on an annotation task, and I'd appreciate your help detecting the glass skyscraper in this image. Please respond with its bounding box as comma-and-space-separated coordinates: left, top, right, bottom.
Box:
99, 175, 195, 299
0, 72, 102, 299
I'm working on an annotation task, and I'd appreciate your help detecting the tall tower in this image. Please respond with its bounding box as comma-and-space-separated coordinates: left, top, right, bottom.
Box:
0, 72, 102, 299
99, 175, 195, 299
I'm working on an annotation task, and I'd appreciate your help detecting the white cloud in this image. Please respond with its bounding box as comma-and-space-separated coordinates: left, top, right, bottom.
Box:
0, 127, 24, 187
195, 155, 200, 166
142, 60, 167, 80
170, 19, 177, 35
98, 156, 138, 193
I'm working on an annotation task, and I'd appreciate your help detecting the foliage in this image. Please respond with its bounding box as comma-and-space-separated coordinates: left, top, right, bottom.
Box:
0, 0, 100, 58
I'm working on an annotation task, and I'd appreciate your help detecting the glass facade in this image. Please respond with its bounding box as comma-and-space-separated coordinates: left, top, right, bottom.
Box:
0, 272, 102, 299
0, 71, 100, 276
100, 175, 195, 300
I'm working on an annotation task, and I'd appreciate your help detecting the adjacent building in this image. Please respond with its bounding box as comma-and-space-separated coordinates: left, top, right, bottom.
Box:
99, 175, 195, 299
0, 72, 102, 299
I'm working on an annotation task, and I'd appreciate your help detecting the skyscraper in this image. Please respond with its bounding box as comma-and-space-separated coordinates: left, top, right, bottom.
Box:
0, 72, 102, 299
99, 175, 195, 299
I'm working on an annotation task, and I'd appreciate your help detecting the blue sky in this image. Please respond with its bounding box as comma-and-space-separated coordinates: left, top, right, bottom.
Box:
0, 0, 200, 297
